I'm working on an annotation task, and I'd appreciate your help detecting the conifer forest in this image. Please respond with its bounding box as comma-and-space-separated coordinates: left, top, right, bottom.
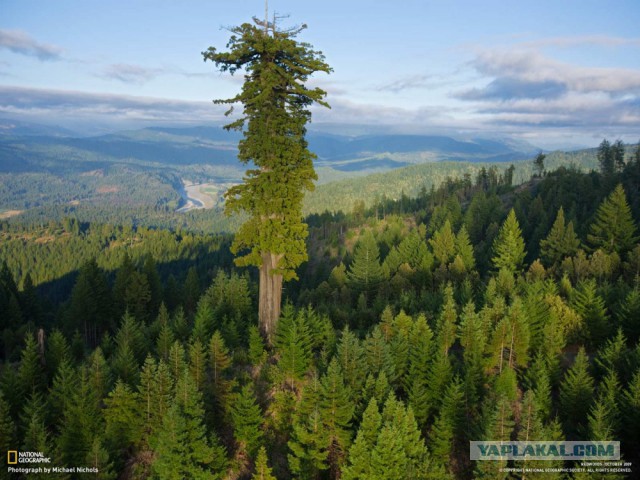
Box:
2, 8, 640, 480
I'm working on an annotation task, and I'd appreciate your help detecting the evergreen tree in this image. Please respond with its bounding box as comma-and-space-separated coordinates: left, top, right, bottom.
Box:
252, 446, 276, 480
188, 339, 208, 391
619, 288, 640, 344
347, 230, 384, 305
183, 266, 201, 314
204, 16, 331, 342
104, 381, 143, 456
46, 329, 70, 379
68, 258, 113, 347
434, 284, 458, 354
152, 370, 222, 480
540, 206, 580, 267
85, 437, 116, 480
0, 393, 17, 476
56, 368, 102, 468
534, 151, 546, 177
231, 384, 264, 458
473, 396, 514, 480
18, 332, 45, 395
248, 324, 267, 366
335, 327, 366, 398
611, 139, 626, 172
598, 139, 614, 175
156, 305, 175, 361
342, 398, 381, 480
621, 369, 640, 456
142, 255, 162, 317
587, 184, 638, 255
208, 331, 232, 414
492, 208, 526, 273
559, 348, 594, 438
571, 279, 609, 348
288, 375, 329, 478
320, 358, 354, 474
430, 219, 457, 266
275, 305, 312, 389
428, 378, 464, 471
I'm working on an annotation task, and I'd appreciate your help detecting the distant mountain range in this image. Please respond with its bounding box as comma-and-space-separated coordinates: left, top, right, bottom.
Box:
0, 121, 539, 178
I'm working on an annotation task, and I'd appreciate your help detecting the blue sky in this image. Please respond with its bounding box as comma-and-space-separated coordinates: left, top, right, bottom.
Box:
1, 0, 639, 148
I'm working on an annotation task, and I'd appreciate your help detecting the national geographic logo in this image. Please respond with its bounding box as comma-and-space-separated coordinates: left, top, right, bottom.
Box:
6, 451, 52, 464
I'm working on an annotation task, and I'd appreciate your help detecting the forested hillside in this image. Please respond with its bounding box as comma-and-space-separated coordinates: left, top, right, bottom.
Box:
1, 147, 639, 479
2, 125, 629, 233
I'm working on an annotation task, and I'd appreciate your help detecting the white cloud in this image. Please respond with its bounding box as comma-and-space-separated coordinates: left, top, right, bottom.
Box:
0, 29, 63, 61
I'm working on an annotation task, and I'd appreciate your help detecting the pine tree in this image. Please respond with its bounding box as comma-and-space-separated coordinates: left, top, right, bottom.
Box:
612, 139, 626, 172
104, 380, 143, 455
455, 225, 476, 272
204, 17, 331, 342
428, 378, 464, 470
619, 288, 640, 344
18, 332, 45, 395
571, 279, 609, 348
208, 331, 232, 414
0, 393, 17, 475
152, 370, 222, 479
85, 437, 116, 480
587, 184, 638, 255
192, 298, 215, 345
168, 340, 187, 382
21, 392, 50, 453
342, 398, 381, 480
347, 230, 384, 305
88, 347, 111, 408
559, 348, 594, 438
598, 139, 614, 175
621, 369, 640, 454
336, 326, 366, 397
56, 367, 102, 468
46, 329, 70, 379
248, 325, 267, 366
540, 206, 580, 267
288, 375, 329, 478
430, 219, 457, 266
435, 284, 458, 354
142, 255, 162, 317
156, 306, 175, 362
188, 339, 208, 391
252, 446, 276, 480
534, 151, 546, 177
275, 305, 312, 389
492, 209, 527, 273
370, 395, 431, 480
320, 358, 354, 474
231, 384, 264, 458
473, 396, 514, 480
183, 266, 201, 314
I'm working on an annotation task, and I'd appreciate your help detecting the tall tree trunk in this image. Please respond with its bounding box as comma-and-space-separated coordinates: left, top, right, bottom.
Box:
259, 252, 283, 345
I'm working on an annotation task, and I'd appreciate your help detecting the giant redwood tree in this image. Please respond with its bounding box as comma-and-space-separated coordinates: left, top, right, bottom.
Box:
203, 15, 331, 343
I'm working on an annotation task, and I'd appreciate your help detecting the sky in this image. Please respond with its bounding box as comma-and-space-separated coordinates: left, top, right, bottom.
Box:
1, 0, 639, 148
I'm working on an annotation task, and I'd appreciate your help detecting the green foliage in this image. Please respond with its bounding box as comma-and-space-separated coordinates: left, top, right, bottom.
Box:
492, 209, 527, 273
347, 230, 385, 303
252, 446, 276, 480
540, 206, 580, 267
203, 20, 331, 279
587, 184, 638, 255
152, 370, 223, 479
231, 384, 264, 458
560, 348, 595, 438
275, 305, 312, 388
